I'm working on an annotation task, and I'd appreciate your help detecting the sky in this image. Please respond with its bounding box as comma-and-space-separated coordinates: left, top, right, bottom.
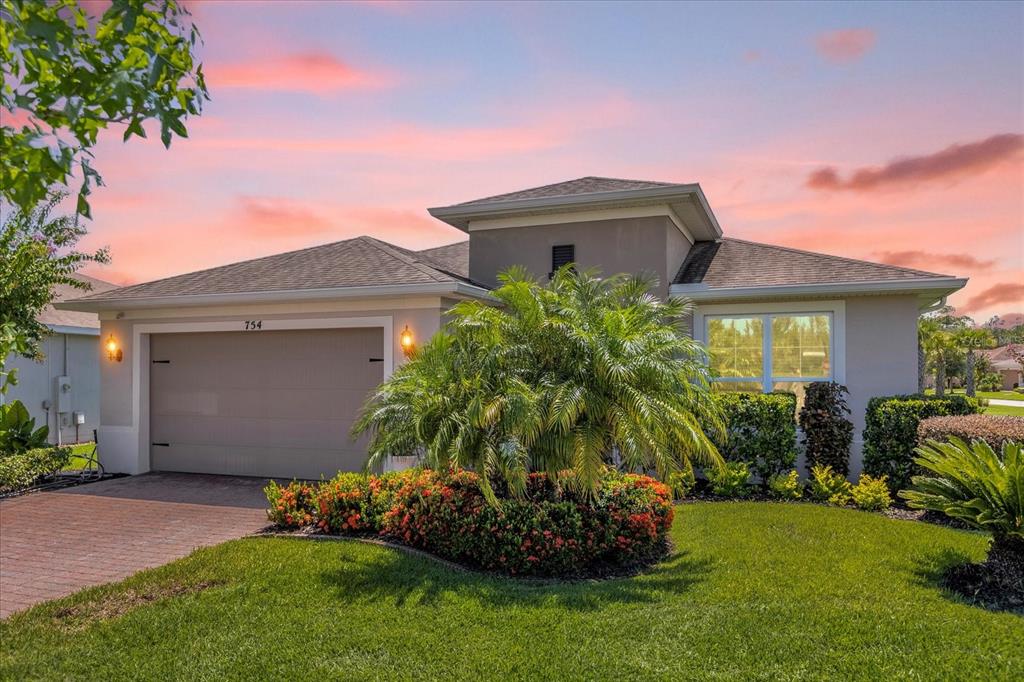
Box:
67, 0, 1023, 322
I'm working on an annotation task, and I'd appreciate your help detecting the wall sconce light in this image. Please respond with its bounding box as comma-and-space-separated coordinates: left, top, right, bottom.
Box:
105, 334, 123, 362
399, 325, 416, 357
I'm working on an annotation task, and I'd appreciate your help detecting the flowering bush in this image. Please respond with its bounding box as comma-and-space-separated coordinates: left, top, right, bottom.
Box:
265, 468, 674, 577
264, 480, 316, 528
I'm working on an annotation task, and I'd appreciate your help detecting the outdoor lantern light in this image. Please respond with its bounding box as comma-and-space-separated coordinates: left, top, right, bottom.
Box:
105, 334, 122, 362
399, 325, 415, 357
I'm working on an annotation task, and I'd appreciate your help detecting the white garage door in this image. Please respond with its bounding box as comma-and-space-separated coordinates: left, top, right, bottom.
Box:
149, 328, 384, 479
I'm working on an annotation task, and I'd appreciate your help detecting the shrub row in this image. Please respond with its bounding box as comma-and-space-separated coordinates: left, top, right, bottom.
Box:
0, 447, 70, 495
265, 468, 674, 577
918, 414, 1024, 451
712, 392, 797, 482
862, 394, 980, 491
700, 462, 892, 511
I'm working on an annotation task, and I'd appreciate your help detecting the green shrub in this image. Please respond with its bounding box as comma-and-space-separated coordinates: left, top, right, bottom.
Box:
901, 438, 1023, 579
807, 464, 851, 505
767, 470, 802, 500
712, 392, 797, 482
799, 381, 853, 476
862, 394, 980, 491
706, 461, 751, 498
0, 447, 70, 494
850, 474, 892, 511
263, 468, 674, 577
0, 400, 49, 454
667, 463, 696, 500
918, 414, 1024, 451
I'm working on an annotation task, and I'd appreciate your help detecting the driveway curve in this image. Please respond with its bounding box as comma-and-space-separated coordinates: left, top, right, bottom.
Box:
0, 473, 269, 618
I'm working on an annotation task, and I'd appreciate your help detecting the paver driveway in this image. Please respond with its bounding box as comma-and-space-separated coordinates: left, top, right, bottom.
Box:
0, 473, 269, 618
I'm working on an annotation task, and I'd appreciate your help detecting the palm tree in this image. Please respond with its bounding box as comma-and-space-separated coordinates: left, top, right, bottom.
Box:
353, 267, 725, 500
955, 327, 994, 397
919, 319, 956, 396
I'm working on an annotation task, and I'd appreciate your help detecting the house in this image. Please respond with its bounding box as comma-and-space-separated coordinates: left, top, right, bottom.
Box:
58, 177, 967, 478
4, 273, 118, 445
981, 344, 1023, 390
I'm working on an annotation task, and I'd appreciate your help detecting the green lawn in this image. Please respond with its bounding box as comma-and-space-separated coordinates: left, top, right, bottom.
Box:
925, 388, 1024, 402
64, 442, 99, 470
2, 503, 1021, 680
983, 403, 1024, 417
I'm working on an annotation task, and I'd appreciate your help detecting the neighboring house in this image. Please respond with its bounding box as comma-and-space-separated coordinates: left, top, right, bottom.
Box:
58, 177, 966, 478
981, 344, 1024, 390
4, 274, 118, 445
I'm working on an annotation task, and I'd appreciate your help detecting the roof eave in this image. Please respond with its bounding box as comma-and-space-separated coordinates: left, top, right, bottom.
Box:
428, 184, 722, 239
55, 281, 494, 312
670, 277, 968, 308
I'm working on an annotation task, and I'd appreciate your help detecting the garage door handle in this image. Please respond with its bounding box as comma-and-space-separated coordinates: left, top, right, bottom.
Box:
152, 360, 171, 364
152, 442, 170, 447
368, 357, 384, 363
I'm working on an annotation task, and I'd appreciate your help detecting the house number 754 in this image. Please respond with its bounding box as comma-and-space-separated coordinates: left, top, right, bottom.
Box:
244, 320, 263, 330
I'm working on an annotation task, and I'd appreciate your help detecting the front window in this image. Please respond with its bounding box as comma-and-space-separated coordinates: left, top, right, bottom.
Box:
706, 312, 832, 404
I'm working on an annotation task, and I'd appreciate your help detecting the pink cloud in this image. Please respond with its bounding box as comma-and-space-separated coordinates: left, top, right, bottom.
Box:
963, 283, 1024, 314
205, 51, 394, 94
806, 133, 1024, 191
233, 197, 334, 238
873, 250, 996, 271
815, 29, 877, 63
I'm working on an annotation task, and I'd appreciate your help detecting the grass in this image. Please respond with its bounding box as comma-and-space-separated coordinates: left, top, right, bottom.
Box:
925, 388, 1024, 402
983, 403, 1024, 417
2, 503, 1021, 680
64, 442, 99, 471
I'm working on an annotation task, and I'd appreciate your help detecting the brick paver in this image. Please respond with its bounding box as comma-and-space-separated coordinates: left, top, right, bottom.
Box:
0, 473, 269, 618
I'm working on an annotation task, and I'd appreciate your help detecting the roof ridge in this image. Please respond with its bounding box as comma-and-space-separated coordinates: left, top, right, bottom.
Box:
722, 237, 952, 279
357, 236, 452, 283
75, 236, 372, 301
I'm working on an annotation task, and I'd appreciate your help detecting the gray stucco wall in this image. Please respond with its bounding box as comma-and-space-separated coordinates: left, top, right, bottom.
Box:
4, 333, 101, 445
469, 216, 691, 297
844, 295, 920, 475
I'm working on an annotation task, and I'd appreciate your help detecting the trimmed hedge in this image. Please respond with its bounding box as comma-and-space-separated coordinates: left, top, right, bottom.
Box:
712, 392, 797, 482
862, 394, 980, 491
0, 447, 70, 494
918, 415, 1024, 451
799, 382, 853, 476
265, 468, 673, 577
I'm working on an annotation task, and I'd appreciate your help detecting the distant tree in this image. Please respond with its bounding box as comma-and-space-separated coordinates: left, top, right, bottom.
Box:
1, 0, 209, 218
0, 192, 108, 393
954, 327, 994, 397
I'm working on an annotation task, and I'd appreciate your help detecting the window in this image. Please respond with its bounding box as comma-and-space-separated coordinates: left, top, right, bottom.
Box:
705, 311, 834, 405
550, 244, 575, 277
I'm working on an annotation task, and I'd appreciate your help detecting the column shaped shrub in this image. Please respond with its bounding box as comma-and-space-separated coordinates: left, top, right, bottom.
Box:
799, 381, 853, 476
712, 392, 797, 483
862, 394, 979, 492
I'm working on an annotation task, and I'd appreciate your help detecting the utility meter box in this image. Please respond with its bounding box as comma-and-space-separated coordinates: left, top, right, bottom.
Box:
74, 412, 86, 426
55, 375, 72, 414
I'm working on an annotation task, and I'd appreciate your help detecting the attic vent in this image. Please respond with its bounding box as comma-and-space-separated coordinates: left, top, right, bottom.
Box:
550, 244, 575, 278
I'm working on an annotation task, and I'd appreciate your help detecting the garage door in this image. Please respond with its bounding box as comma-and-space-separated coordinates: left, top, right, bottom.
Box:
149, 328, 384, 479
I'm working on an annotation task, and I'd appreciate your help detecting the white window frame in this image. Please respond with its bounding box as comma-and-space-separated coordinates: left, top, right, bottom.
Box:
692, 301, 846, 392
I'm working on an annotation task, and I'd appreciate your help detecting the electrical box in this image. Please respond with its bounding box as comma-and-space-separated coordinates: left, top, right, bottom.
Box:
74, 412, 86, 425
55, 375, 72, 414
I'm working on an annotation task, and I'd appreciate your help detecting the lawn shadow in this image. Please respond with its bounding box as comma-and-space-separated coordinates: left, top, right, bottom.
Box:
911, 548, 1023, 615
317, 543, 711, 612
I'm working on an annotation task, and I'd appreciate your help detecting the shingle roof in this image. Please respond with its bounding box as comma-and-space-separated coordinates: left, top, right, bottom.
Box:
39, 274, 118, 328
417, 241, 468, 278
454, 176, 686, 206
70, 236, 477, 303
674, 238, 949, 288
